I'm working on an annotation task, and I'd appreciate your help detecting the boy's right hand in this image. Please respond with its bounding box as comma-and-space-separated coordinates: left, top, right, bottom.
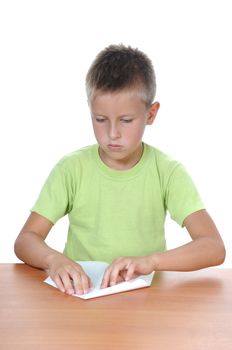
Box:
46, 253, 92, 295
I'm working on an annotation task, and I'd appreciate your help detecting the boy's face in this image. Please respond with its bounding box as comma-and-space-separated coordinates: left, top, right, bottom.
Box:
90, 90, 159, 170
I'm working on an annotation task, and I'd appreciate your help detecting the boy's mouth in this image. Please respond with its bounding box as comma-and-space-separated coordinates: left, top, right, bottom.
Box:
107, 144, 123, 150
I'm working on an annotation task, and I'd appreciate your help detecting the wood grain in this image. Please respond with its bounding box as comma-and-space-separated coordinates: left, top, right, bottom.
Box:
0, 264, 231, 350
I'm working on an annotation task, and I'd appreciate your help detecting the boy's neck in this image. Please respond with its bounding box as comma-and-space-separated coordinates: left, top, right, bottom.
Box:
98, 143, 144, 171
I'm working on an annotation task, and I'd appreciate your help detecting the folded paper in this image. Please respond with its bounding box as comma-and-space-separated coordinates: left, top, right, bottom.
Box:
44, 261, 154, 299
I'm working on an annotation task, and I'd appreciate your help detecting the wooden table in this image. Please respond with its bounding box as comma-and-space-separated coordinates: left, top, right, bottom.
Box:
0, 264, 231, 350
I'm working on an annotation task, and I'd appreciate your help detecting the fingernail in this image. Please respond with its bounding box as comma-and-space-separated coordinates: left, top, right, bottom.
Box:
110, 282, 115, 286
67, 289, 74, 295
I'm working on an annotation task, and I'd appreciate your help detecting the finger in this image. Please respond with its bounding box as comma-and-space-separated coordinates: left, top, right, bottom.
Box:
101, 259, 129, 288
108, 265, 123, 287
52, 274, 66, 293
125, 264, 135, 281
117, 273, 125, 283
88, 276, 93, 288
100, 266, 111, 289
60, 272, 76, 295
70, 268, 92, 295
71, 272, 85, 295
80, 273, 92, 294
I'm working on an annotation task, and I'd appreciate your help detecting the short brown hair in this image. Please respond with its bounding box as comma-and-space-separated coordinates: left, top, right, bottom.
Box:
86, 44, 156, 106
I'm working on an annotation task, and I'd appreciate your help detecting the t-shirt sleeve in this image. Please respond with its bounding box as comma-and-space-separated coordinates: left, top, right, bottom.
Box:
31, 159, 75, 224
165, 163, 205, 227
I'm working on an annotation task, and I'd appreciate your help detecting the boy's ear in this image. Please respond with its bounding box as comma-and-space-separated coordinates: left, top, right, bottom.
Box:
146, 102, 160, 125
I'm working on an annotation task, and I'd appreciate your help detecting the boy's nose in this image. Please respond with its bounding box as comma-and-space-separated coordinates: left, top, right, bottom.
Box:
109, 123, 121, 140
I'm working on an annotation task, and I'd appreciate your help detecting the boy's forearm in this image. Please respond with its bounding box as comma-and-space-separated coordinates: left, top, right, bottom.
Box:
152, 237, 226, 272
14, 231, 60, 270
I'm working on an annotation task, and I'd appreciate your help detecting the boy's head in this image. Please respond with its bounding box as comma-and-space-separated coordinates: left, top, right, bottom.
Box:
86, 44, 156, 107
86, 44, 159, 170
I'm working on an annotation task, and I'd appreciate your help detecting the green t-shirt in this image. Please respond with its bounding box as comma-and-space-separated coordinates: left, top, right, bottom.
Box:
31, 143, 205, 263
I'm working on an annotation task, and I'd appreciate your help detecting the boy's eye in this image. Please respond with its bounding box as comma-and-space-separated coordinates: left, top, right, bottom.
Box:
122, 119, 133, 123
94, 117, 133, 123
96, 118, 106, 123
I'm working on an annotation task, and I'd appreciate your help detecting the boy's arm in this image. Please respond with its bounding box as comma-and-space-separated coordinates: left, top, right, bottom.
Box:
101, 209, 226, 288
14, 212, 91, 295
152, 209, 225, 270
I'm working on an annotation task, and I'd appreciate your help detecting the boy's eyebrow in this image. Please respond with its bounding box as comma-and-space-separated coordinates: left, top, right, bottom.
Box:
91, 112, 135, 118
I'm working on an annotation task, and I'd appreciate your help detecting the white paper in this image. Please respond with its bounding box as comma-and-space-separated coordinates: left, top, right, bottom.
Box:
44, 261, 154, 299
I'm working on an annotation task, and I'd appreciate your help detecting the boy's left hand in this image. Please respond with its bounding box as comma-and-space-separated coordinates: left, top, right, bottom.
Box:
100, 255, 156, 289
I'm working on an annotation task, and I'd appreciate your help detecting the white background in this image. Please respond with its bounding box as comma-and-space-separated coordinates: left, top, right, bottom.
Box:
0, 0, 231, 267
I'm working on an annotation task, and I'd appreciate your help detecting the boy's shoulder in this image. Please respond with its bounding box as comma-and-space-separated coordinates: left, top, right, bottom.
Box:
146, 144, 181, 174
47, 145, 97, 180
56, 144, 97, 167
146, 144, 193, 190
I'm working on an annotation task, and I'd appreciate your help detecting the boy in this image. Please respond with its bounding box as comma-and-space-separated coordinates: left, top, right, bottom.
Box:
14, 44, 225, 296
